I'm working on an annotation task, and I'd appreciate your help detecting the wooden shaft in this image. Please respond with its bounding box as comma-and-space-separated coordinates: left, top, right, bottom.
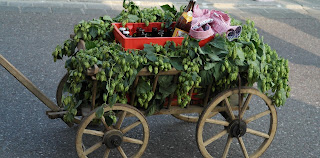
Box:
204, 82, 213, 106
152, 75, 159, 93
130, 76, 139, 106
0, 54, 60, 111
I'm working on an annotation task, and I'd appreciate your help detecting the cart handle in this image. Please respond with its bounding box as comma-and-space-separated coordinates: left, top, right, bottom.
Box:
0, 54, 61, 112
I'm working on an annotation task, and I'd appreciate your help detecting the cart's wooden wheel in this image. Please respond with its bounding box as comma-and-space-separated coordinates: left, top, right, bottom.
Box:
56, 73, 68, 107
196, 87, 277, 158
76, 103, 149, 158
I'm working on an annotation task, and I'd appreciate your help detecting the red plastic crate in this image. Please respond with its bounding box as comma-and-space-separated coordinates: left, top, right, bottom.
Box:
112, 22, 214, 50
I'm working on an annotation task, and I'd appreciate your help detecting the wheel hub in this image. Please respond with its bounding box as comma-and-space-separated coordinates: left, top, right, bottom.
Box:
228, 119, 247, 137
103, 129, 123, 149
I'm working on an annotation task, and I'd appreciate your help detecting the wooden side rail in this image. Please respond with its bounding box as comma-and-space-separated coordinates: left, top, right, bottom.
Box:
0, 54, 60, 112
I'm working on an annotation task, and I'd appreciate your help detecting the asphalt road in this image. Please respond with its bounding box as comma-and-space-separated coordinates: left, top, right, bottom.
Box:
0, 5, 320, 158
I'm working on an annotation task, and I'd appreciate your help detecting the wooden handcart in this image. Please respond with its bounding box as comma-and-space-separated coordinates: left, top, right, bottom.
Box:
0, 39, 277, 158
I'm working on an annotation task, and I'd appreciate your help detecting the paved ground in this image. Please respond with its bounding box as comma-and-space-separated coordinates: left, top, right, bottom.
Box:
0, 0, 320, 158
0, 0, 320, 16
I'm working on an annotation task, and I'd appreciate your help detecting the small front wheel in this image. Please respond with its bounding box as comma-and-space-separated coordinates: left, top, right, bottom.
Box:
196, 87, 277, 158
76, 104, 149, 158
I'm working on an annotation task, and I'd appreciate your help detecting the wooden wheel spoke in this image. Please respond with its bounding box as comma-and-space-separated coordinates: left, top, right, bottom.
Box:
204, 129, 228, 147
117, 146, 128, 158
123, 136, 144, 145
83, 141, 103, 156
245, 110, 271, 123
222, 135, 233, 158
208, 111, 219, 118
115, 111, 127, 129
237, 137, 249, 158
247, 128, 270, 138
239, 94, 252, 119
205, 118, 229, 126
103, 149, 111, 158
121, 121, 141, 134
101, 116, 113, 130
83, 129, 104, 137
224, 98, 235, 120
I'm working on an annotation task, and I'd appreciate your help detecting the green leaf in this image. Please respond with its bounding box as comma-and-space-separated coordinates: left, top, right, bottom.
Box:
146, 100, 158, 116
194, 57, 203, 65
198, 45, 207, 55
210, 36, 227, 50
65, 58, 72, 68
257, 80, 263, 92
146, 52, 157, 62
160, 4, 177, 14
109, 94, 117, 106
170, 57, 184, 70
158, 76, 174, 87
95, 105, 104, 118
159, 84, 177, 98
136, 79, 152, 95
208, 53, 221, 62
104, 114, 114, 126
85, 41, 97, 50
165, 20, 173, 29
199, 70, 213, 86
204, 62, 216, 70
213, 62, 222, 80
191, 72, 199, 81
103, 15, 113, 22
189, 50, 195, 59
70, 40, 77, 55
127, 69, 138, 87
96, 61, 102, 66
279, 88, 287, 104
236, 47, 245, 61
248, 60, 260, 71
235, 59, 245, 66
143, 44, 157, 62
74, 100, 82, 109
89, 27, 98, 38
124, 54, 134, 63
76, 30, 83, 39
189, 39, 199, 48
128, 14, 139, 22
90, 20, 101, 25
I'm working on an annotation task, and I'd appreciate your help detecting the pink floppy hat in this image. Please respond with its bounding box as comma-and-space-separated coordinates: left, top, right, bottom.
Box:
189, 5, 242, 41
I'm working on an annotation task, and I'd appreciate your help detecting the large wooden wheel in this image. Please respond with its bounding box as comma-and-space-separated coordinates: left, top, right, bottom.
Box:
196, 87, 277, 158
76, 104, 149, 158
